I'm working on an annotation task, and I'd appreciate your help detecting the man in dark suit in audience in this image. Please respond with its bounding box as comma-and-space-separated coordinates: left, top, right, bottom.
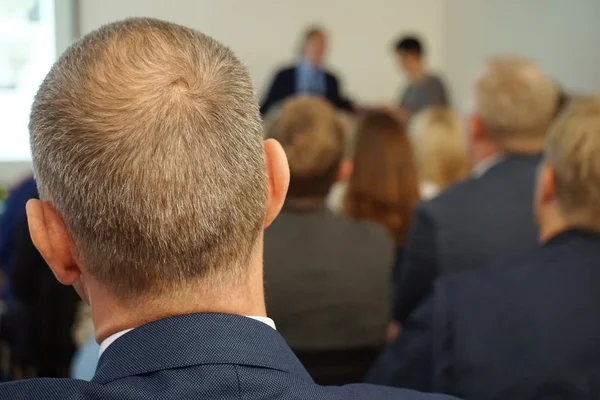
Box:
0, 18, 454, 400
264, 96, 393, 385
260, 27, 354, 116
392, 58, 559, 324
367, 97, 600, 400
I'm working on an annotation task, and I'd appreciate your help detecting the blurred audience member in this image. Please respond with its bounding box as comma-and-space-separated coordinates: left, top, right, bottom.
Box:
264, 96, 393, 385
5, 212, 79, 378
344, 111, 420, 271
344, 111, 420, 341
409, 107, 471, 199
392, 57, 559, 323
260, 27, 354, 116
392, 36, 449, 120
367, 96, 600, 400
0, 176, 37, 305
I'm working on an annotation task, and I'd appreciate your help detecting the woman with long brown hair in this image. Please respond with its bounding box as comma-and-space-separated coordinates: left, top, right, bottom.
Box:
344, 111, 420, 341
344, 111, 420, 248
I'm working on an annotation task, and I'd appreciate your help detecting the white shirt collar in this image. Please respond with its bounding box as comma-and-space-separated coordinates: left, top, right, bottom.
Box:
472, 154, 504, 178
98, 315, 276, 357
99, 329, 132, 357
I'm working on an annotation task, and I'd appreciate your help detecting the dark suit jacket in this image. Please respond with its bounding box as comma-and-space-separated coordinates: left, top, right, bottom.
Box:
264, 207, 393, 351
393, 154, 540, 322
260, 66, 353, 116
367, 229, 600, 400
0, 313, 457, 399
264, 207, 393, 384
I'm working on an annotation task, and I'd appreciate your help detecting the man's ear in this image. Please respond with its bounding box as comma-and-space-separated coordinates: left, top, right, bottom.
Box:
337, 160, 353, 183
536, 163, 557, 207
469, 114, 485, 143
26, 199, 80, 285
263, 139, 290, 228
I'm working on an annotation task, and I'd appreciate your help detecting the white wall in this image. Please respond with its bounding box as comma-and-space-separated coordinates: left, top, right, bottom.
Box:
446, 0, 600, 112
0, 0, 78, 186
79, 0, 446, 104
4, 0, 600, 186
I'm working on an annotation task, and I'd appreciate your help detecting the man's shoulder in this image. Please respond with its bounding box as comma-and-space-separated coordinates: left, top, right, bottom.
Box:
322, 67, 340, 82
273, 65, 296, 79
419, 160, 532, 216
0, 378, 94, 400
333, 383, 456, 399
417, 178, 477, 216
333, 213, 393, 248
0, 373, 457, 400
425, 74, 447, 87
437, 246, 542, 306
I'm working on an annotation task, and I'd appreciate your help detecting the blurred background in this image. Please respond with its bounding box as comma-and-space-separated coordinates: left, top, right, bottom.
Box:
0, 0, 599, 190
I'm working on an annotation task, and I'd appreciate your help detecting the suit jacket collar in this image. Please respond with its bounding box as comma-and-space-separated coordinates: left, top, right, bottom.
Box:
545, 228, 600, 247
474, 153, 542, 179
92, 313, 311, 384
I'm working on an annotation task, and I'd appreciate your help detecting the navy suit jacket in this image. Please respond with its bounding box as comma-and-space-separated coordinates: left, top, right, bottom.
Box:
368, 229, 600, 400
394, 154, 541, 322
260, 66, 353, 116
1, 313, 456, 399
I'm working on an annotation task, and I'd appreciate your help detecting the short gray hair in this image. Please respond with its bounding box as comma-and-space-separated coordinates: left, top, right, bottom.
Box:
29, 18, 267, 299
475, 57, 558, 144
545, 97, 600, 218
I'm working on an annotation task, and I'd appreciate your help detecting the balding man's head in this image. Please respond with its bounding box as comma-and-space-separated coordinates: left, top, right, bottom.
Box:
29, 18, 268, 300
474, 57, 558, 152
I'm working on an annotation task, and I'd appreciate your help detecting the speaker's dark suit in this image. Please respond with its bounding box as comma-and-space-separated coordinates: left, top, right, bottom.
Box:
0, 313, 456, 399
393, 154, 541, 323
368, 229, 600, 400
260, 66, 353, 116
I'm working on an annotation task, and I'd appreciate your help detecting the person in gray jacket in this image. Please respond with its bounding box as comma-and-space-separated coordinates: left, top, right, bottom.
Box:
264, 96, 394, 385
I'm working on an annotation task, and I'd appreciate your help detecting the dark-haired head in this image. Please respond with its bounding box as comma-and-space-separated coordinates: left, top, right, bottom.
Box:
395, 36, 423, 57
394, 35, 425, 79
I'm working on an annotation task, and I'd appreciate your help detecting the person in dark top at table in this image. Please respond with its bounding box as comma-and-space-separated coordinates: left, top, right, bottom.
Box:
391, 57, 559, 324
366, 96, 600, 400
264, 96, 393, 385
260, 27, 354, 116
391, 36, 449, 121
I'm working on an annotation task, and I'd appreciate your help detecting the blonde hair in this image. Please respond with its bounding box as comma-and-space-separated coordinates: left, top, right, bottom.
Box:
29, 18, 267, 300
545, 97, 600, 218
410, 107, 471, 189
475, 57, 558, 149
344, 111, 420, 245
267, 96, 344, 200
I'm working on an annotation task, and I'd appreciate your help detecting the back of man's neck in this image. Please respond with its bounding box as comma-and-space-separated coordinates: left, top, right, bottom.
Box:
90, 277, 266, 343
497, 131, 546, 154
